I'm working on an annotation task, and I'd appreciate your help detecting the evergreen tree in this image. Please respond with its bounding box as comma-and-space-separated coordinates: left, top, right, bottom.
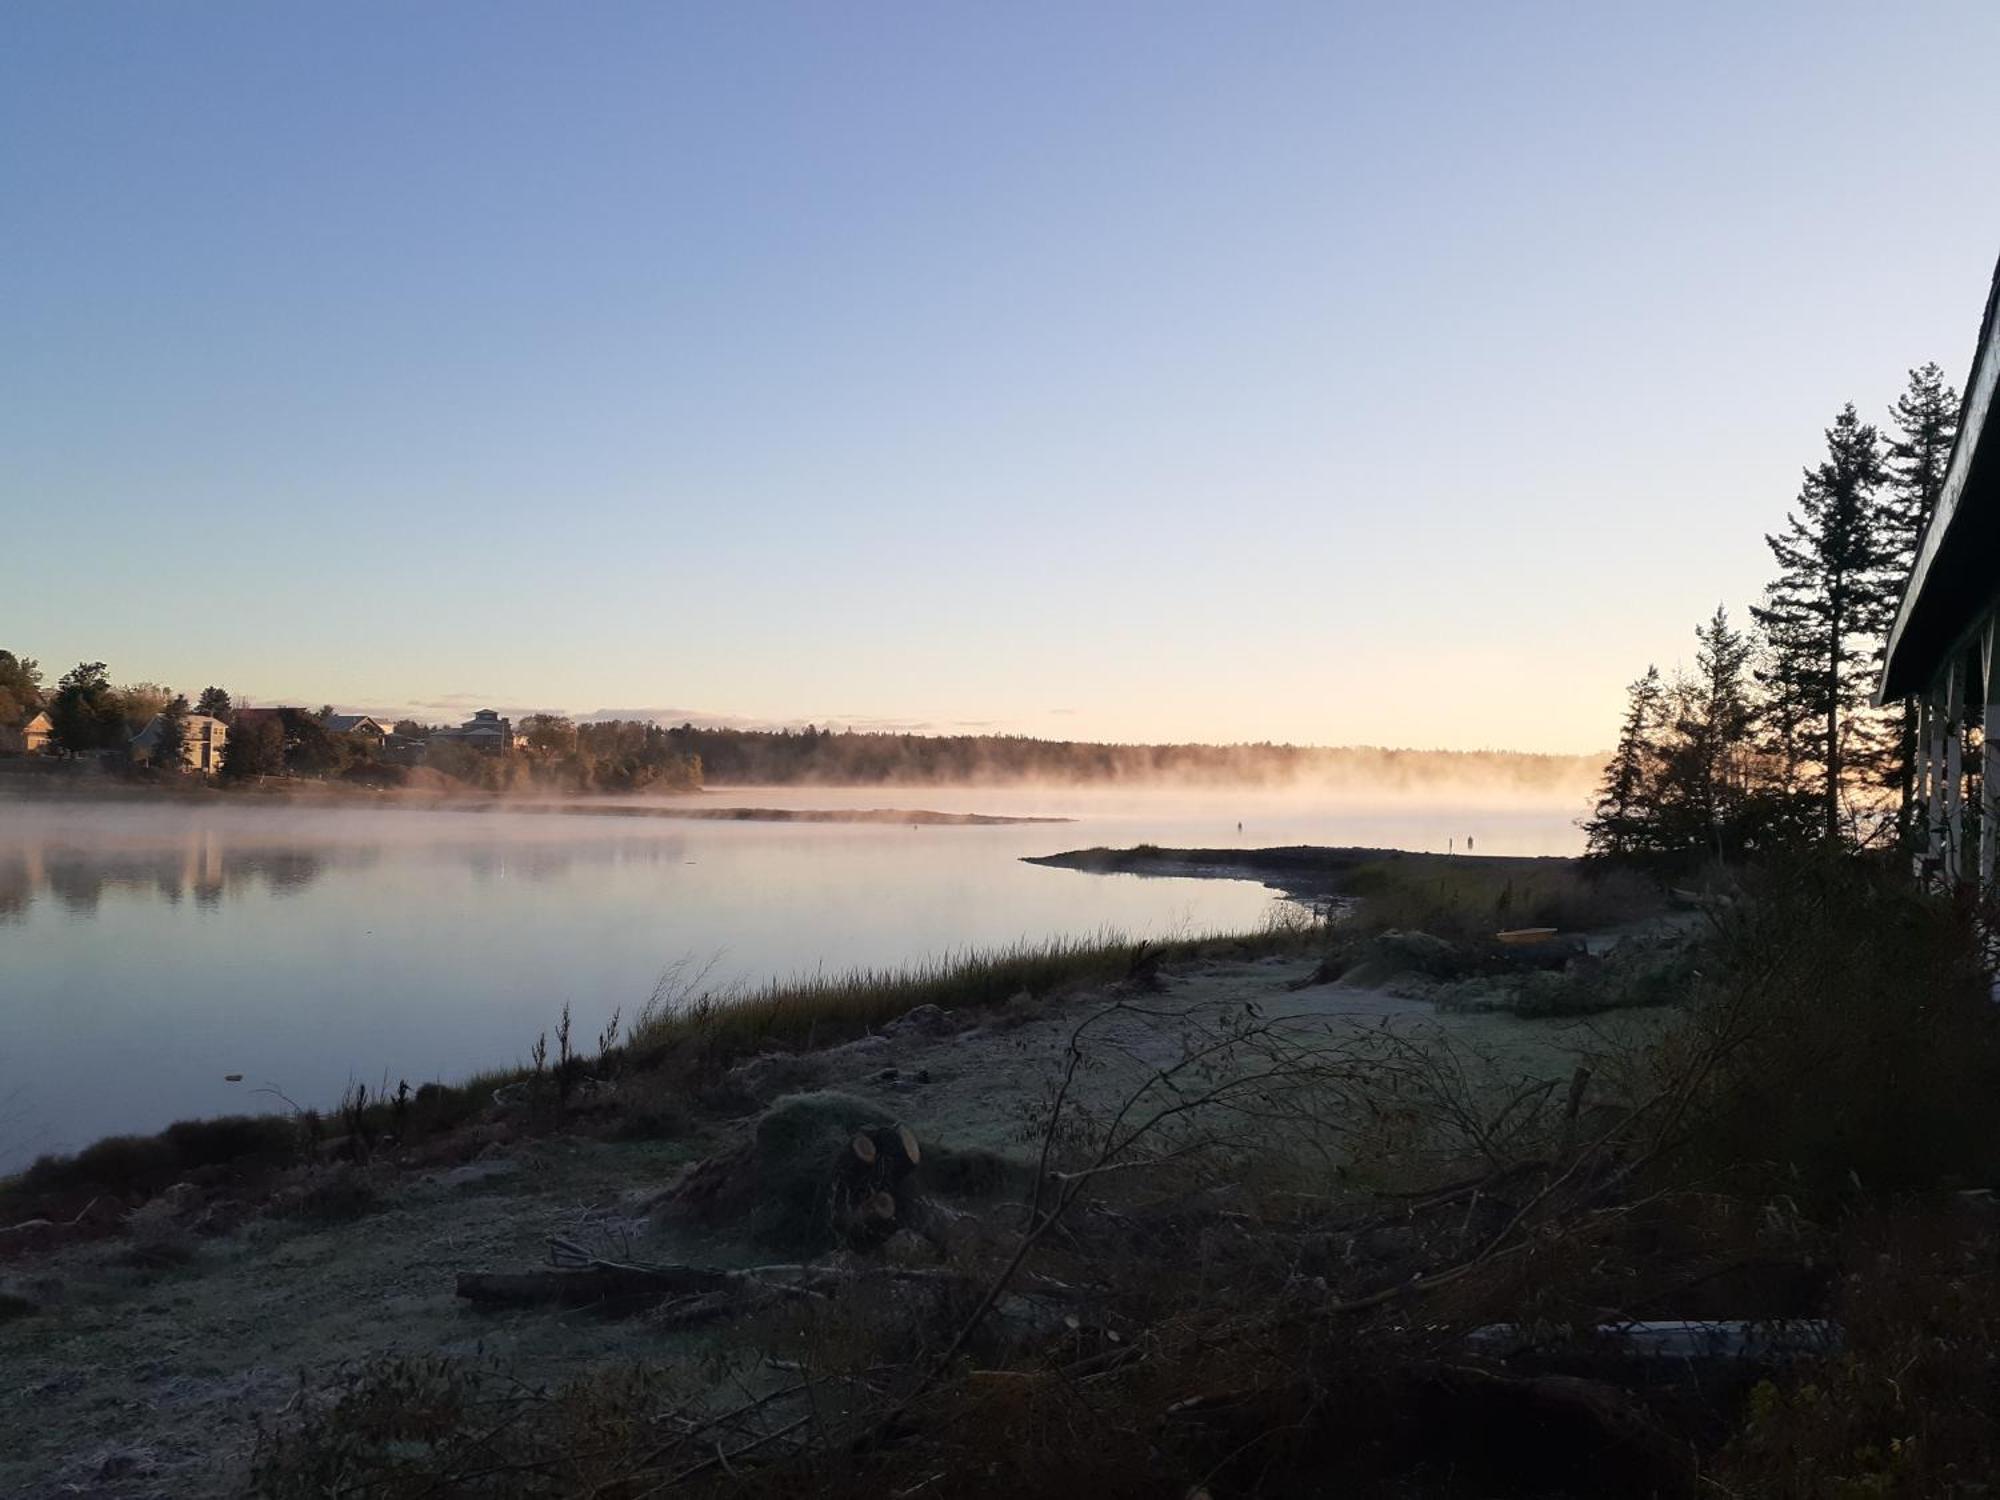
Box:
1750, 404, 1890, 843
195, 686, 232, 723
1877, 363, 1961, 839
1585, 665, 1667, 857
153, 694, 190, 771
1656, 607, 1760, 856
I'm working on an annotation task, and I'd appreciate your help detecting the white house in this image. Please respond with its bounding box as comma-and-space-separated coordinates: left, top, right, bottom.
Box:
131, 713, 230, 775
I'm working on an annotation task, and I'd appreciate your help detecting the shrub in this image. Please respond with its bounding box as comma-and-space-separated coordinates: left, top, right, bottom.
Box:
1659, 853, 2000, 1199
1343, 857, 1660, 941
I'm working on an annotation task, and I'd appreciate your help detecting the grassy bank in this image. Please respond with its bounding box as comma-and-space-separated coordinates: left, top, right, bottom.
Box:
245, 852, 2000, 1499
0, 916, 1319, 1218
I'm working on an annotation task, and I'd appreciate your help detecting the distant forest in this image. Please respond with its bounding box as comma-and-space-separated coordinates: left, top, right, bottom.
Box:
645, 725, 1599, 792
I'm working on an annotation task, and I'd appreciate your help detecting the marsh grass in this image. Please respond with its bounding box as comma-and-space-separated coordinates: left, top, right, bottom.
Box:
623, 918, 1318, 1065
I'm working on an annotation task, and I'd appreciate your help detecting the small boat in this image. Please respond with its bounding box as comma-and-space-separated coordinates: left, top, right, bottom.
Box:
1496, 927, 1559, 946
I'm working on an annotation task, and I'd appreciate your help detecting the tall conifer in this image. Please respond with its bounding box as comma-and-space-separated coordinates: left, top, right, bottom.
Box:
1877, 363, 1961, 838
1750, 404, 1890, 842
1585, 665, 1667, 857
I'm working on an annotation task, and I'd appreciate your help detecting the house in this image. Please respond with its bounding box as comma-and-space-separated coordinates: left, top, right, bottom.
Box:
1879, 250, 2000, 885
130, 713, 230, 775
0, 710, 52, 755
430, 708, 515, 755
320, 713, 391, 746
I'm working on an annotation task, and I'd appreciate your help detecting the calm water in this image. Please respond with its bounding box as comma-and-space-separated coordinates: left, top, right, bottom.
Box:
0, 786, 1583, 1167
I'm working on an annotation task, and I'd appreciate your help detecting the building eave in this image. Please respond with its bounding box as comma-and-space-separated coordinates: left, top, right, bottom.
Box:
1880, 250, 2000, 703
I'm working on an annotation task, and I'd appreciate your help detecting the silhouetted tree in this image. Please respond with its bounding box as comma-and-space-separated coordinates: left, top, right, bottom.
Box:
1751, 404, 1890, 842
221, 716, 283, 780
152, 694, 190, 771
48, 662, 127, 754
1877, 363, 1962, 840
1585, 665, 1667, 858
279, 708, 346, 776
195, 686, 233, 724
1656, 607, 1762, 857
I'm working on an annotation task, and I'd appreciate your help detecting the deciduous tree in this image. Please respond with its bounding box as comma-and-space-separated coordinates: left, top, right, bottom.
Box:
48, 662, 128, 754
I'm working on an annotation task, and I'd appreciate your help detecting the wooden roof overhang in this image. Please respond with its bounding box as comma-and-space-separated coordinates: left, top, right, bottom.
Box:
1880, 254, 2000, 704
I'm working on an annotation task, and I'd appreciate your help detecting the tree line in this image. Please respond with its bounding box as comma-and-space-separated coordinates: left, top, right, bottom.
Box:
1586, 363, 1960, 860
0, 657, 236, 763
598, 723, 1597, 791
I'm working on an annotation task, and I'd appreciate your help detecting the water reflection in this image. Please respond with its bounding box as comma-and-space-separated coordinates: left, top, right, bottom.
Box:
0, 827, 713, 918
0, 837, 339, 917
0, 792, 1582, 1167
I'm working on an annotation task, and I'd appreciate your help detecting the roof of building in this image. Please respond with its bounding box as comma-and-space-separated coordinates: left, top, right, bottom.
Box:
321, 713, 389, 735
1881, 250, 2000, 701
131, 713, 228, 746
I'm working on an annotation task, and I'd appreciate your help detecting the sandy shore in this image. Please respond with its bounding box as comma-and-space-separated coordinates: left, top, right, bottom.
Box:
0, 948, 1623, 1497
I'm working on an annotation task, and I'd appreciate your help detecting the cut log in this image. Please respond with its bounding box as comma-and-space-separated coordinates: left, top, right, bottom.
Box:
851, 1132, 879, 1166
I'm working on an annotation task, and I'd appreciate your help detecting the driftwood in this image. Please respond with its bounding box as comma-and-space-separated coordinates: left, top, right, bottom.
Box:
456, 1237, 1004, 1316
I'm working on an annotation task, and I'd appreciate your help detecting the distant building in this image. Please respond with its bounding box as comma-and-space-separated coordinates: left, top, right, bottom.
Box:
431, 709, 515, 755
130, 713, 230, 774
320, 713, 391, 746
0, 710, 52, 755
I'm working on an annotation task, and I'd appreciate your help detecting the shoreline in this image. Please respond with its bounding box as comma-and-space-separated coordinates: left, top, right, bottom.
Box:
1025, 843, 1576, 902
0, 778, 1071, 826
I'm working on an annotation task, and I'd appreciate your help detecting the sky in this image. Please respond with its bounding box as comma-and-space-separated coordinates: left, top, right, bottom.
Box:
5, 3, 2000, 754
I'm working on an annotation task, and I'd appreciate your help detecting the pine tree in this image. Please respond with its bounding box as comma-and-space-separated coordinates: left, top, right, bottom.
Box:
1657, 607, 1760, 857
195, 686, 232, 724
1751, 404, 1891, 843
1585, 665, 1667, 857
1877, 363, 1961, 839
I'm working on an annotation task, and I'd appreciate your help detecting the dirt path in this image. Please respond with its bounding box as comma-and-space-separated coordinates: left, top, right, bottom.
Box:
0, 954, 1623, 1497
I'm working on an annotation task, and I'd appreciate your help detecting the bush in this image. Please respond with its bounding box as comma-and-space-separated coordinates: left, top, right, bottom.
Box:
1343, 857, 1660, 941
1661, 854, 2000, 1199
12, 1112, 299, 1209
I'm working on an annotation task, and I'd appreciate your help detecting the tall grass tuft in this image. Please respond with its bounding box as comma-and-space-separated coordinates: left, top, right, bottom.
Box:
624, 919, 1318, 1064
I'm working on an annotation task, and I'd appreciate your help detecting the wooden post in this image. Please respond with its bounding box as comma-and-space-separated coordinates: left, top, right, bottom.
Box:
1946, 656, 1966, 885
1916, 691, 1933, 874
1983, 618, 2000, 891
1928, 675, 1951, 877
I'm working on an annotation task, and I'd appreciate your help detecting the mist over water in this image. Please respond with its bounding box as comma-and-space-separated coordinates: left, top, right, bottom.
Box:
0, 785, 1585, 1168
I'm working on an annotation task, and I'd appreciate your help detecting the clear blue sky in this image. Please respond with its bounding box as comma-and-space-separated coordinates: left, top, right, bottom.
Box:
5, 2, 1998, 752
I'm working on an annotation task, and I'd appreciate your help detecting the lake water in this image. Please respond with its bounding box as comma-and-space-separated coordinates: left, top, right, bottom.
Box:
0, 786, 1584, 1168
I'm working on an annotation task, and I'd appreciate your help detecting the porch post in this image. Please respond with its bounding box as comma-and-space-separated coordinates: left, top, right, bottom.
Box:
1946, 655, 1966, 885
1984, 617, 2000, 890
1928, 674, 1950, 875
1916, 691, 1933, 871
